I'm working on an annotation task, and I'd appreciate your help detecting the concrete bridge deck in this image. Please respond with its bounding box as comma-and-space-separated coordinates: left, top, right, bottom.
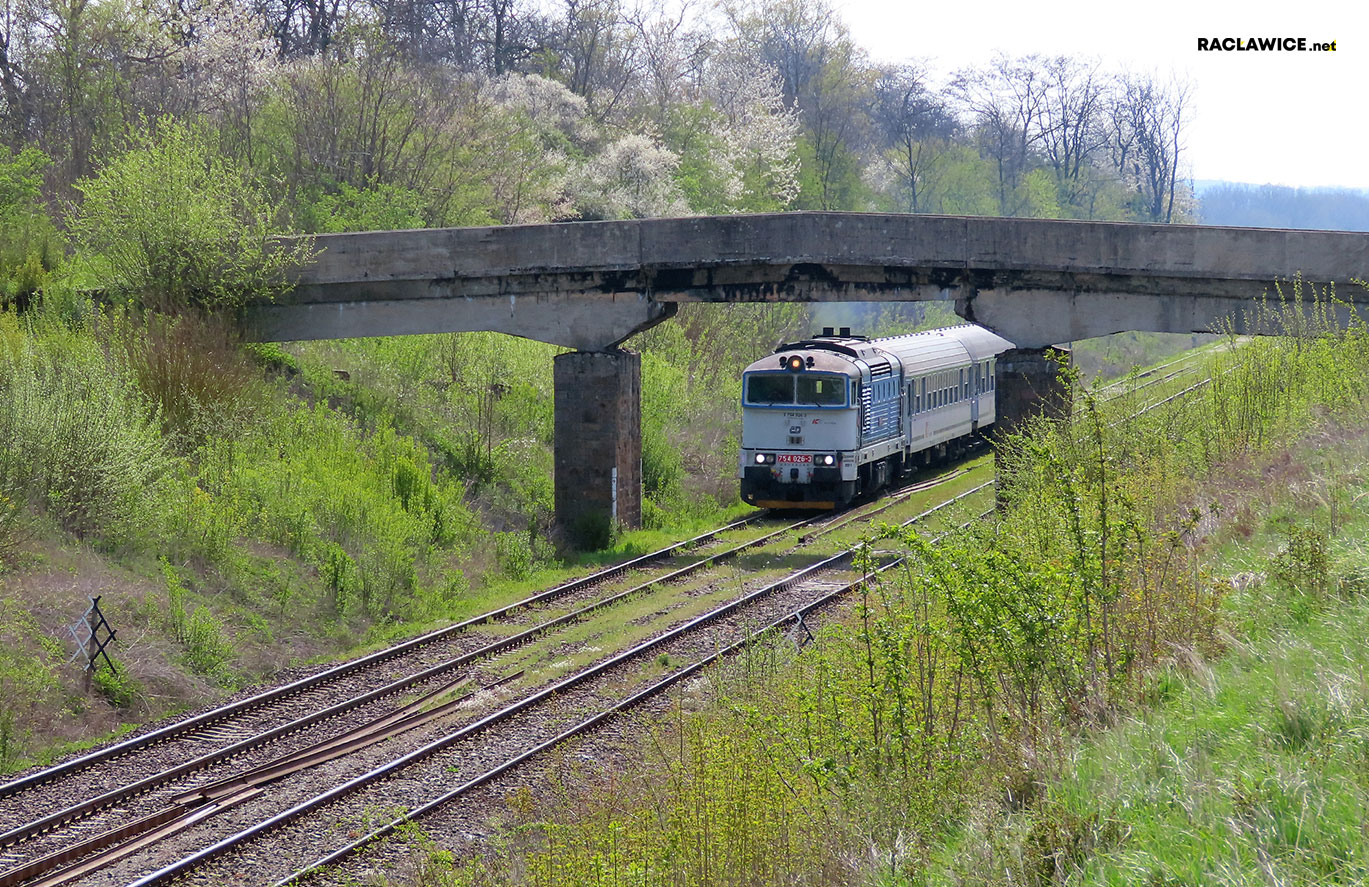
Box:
250, 212, 1369, 350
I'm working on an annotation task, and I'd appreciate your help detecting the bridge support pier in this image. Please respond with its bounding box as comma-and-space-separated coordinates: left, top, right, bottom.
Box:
993, 346, 1071, 439
554, 350, 642, 548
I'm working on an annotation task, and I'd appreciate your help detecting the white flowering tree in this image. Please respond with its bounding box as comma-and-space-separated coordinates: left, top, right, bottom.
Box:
699, 53, 800, 211
160, 0, 280, 137
479, 73, 592, 223
567, 132, 689, 220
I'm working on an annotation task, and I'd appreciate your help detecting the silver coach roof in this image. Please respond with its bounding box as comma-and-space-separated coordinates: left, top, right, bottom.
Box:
743, 324, 1013, 379
940, 324, 1015, 361
868, 324, 1013, 375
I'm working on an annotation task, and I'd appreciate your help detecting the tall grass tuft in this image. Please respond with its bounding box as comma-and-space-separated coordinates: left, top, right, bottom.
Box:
0, 312, 170, 540
111, 310, 260, 449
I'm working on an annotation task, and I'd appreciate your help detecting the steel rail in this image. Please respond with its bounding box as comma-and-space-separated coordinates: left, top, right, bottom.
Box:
0, 672, 529, 887
125, 541, 868, 887
0, 513, 772, 802
275, 506, 1002, 885
1, 471, 977, 884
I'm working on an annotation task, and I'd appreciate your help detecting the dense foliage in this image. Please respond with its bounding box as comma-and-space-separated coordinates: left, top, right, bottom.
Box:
0, 0, 1192, 230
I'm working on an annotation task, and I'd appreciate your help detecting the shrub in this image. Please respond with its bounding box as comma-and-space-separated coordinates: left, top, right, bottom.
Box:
0, 330, 170, 540
113, 311, 261, 447
0, 146, 61, 313
161, 559, 235, 679
69, 117, 313, 315
92, 659, 141, 709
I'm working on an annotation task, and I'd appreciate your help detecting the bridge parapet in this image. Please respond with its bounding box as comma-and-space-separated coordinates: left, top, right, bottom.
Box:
249, 213, 1369, 350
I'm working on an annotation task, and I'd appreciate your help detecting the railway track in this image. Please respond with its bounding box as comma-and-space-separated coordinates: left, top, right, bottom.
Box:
0, 463, 991, 887
0, 349, 1224, 887
1090, 349, 1208, 406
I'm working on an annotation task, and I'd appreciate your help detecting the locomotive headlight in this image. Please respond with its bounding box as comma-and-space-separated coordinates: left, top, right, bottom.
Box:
819, 454, 836, 466
786, 355, 805, 372
755, 453, 767, 464
753, 453, 776, 465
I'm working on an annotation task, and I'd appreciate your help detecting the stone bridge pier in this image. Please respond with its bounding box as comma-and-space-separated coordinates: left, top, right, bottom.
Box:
993, 346, 1072, 438
553, 350, 642, 547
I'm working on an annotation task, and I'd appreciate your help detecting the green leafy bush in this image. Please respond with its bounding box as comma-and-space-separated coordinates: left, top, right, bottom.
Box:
299, 180, 428, 233
0, 324, 170, 540
161, 559, 235, 679
0, 146, 61, 312
69, 117, 313, 314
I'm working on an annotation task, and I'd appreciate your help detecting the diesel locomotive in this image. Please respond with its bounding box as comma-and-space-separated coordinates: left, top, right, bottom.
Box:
738, 324, 1012, 509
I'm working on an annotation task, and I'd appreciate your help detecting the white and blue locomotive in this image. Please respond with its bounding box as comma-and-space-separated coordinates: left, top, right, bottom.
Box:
738, 324, 1012, 509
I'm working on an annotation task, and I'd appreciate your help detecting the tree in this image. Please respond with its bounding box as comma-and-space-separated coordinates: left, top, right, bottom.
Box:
622, 0, 708, 122
1036, 55, 1106, 215
70, 117, 313, 313
872, 63, 956, 213
0, 0, 36, 145
722, 0, 869, 210
567, 131, 687, 219
1107, 72, 1191, 223
952, 53, 1050, 217
554, 0, 638, 119
252, 0, 351, 57
717, 0, 865, 209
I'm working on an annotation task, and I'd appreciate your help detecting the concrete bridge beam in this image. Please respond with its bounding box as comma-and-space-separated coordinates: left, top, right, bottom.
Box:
957, 286, 1358, 349
249, 289, 677, 352
553, 350, 642, 547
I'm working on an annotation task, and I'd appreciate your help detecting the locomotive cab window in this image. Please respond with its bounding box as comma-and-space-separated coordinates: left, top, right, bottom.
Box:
796, 375, 846, 406
746, 374, 793, 404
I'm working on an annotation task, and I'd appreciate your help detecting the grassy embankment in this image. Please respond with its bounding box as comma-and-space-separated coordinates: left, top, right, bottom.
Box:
392, 287, 1369, 887
0, 294, 818, 772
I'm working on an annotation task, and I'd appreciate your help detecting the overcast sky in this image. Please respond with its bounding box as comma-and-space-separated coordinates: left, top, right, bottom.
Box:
836, 0, 1362, 190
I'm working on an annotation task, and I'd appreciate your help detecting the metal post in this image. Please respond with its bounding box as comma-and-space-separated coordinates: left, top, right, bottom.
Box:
84, 600, 99, 690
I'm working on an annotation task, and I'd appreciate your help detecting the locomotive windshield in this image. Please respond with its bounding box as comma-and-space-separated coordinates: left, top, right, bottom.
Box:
797, 375, 845, 405
745, 373, 847, 406
746, 374, 794, 403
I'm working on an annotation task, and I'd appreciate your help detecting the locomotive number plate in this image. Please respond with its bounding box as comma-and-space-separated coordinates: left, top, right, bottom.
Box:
777, 454, 811, 463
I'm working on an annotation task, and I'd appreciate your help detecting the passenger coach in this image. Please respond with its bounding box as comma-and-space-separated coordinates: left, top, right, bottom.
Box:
738, 324, 1013, 508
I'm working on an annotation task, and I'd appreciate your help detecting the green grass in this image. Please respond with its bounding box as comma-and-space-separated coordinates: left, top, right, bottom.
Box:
929, 586, 1369, 886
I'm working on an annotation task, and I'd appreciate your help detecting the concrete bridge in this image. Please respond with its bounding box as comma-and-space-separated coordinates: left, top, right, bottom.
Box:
245, 212, 1369, 543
